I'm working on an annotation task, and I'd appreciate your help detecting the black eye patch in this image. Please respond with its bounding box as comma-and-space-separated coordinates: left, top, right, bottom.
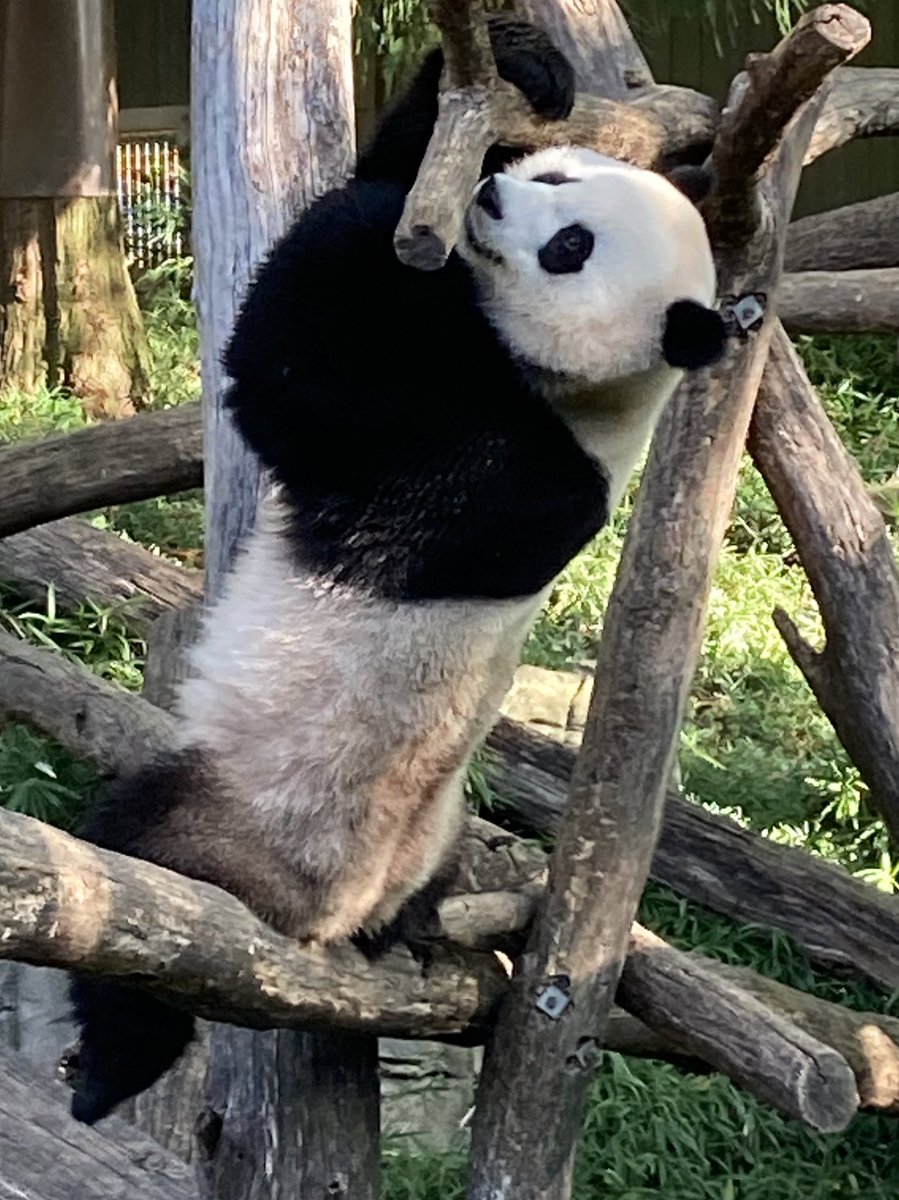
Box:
538, 223, 594, 275
531, 172, 580, 186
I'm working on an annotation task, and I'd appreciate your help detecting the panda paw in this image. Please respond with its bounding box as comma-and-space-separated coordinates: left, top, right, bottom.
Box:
488, 14, 576, 121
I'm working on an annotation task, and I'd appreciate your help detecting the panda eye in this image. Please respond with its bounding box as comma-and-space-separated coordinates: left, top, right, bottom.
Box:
538, 224, 595, 275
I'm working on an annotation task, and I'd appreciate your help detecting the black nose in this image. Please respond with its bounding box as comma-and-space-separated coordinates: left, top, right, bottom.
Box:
476, 174, 503, 220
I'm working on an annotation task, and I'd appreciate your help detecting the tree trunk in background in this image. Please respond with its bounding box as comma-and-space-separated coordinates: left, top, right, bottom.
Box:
0, 0, 150, 417
191, 2, 375, 1198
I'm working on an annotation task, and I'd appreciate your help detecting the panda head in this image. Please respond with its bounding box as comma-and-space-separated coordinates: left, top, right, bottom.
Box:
459, 147, 726, 385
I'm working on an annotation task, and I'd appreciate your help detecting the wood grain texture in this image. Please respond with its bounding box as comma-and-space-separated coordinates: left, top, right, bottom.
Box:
0, 405, 201, 539
0, 1043, 197, 1200
0, 627, 172, 776
0, 518, 202, 635
750, 325, 899, 847
0, 804, 508, 1039
785, 192, 899, 271
467, 7, 868, 1196
619, 927, 858, 1133
780, 268, 899, 333
486, 714, 899, 994
806, 66, 899, 161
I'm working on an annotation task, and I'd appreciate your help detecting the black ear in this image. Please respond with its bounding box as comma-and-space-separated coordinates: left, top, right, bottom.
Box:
663, 299, 728, 370
665, 164, 713, 206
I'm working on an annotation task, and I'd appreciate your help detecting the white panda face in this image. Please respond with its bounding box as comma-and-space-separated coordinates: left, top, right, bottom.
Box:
458, 147, 718, 385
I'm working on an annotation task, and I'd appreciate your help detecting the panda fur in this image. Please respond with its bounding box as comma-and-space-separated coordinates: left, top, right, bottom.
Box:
68, 16, 727, 1126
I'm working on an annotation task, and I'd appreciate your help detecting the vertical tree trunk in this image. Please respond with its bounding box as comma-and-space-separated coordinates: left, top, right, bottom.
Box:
0, 0, 151, 417
191, 2, 377, 1198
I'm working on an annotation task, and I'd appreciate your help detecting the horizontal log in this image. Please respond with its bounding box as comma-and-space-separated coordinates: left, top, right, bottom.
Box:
484, 718, 899, 992
0, 1043, 198, 1200
0, 804, 507, 1039
0, 517, 203, 633
3, 529, 898, 994
0, 404, 202, 539
780, 269, 899, 334
785, 192, 899, 272
807, 66, 899, 161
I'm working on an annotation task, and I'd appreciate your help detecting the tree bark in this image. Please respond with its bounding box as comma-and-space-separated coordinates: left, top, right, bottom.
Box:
0, 1044, 198, 1200
749, 324, 899, 848
785, 192, 899, 271
780, 268, 899, 334
190, 0, 371, 1195
468, 7, 870, 1198
0, 0, 150, 416
0, 518, 202, 634
0, 404, 202, 539
806, 66, 899, 162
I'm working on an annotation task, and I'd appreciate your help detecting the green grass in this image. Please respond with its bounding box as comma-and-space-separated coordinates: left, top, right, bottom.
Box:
2, 308, 899, 1197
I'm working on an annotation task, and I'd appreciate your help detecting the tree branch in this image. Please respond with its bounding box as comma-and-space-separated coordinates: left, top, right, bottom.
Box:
750, 324, 899, 847
780, 269, 899, 334
786, 192, 899, 272
0, 405, 202, 539
807, 66, 899, 161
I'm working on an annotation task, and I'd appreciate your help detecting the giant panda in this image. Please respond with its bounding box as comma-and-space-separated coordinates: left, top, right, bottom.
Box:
68, 15, 727, 1125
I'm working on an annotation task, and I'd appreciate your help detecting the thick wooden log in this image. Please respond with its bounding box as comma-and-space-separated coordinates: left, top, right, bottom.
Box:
786, 192, 899, 271
780, 268, 899, 334
807, 66, 899, 161
0, 627, 171, 775
485, 718, 899, 993
0, 517, 202, 634
749, 325, 899, 847
513, 0, 652, 95
618, 927, 858, 1132
0, 1044, 198, 1200
0, 805, 507, 1038
468, 8, 870, 1198
0, 405, 202, 539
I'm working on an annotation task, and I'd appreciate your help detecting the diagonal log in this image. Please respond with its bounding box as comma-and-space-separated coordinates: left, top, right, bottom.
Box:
468, 7, 871, 1198
749, 324, 899, 847
0, 405, 202, 540
0, 517, 202, 633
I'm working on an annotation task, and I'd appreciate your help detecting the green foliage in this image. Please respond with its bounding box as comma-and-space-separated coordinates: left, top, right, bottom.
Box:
134, 256, 202, 410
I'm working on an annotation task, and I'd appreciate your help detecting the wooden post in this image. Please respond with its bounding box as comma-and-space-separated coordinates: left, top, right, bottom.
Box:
191, 1, 380, 1197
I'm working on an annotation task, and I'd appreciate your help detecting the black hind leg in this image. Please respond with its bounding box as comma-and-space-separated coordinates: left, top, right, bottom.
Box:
68, 976, 194, 1125
352, 869, 457, 969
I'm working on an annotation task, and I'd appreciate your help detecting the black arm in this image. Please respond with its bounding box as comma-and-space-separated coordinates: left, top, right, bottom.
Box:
354, 13, 575, 191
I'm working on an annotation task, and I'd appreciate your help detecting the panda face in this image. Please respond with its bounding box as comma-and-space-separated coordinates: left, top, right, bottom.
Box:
458, 147, 718, 385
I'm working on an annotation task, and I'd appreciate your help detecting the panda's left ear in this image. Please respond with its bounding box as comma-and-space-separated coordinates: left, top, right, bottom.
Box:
663, 299, 728, 370
665, 164, 713, 206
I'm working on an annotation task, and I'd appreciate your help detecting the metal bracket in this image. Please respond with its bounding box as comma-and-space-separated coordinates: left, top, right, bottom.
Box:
535, 976, 572, 1020
566, 1038, 601, 1073
722, 292, 767, 338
